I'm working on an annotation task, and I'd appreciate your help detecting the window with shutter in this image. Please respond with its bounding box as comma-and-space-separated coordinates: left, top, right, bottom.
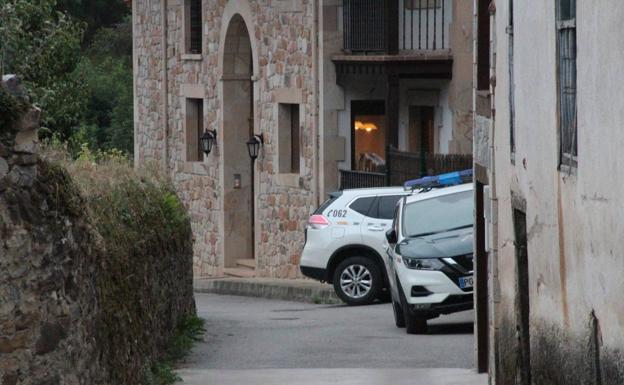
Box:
556, 0, 577, 168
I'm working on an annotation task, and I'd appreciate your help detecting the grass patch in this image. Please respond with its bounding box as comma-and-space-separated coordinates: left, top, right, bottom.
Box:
147, 315, 206, 385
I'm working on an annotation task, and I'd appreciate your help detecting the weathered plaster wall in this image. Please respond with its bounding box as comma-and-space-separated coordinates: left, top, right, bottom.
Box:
134, 0, 318, 277
491, 2, 624, 384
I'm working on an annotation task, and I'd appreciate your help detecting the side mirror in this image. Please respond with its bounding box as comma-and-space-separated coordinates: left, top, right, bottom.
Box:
386, 229, 397, 244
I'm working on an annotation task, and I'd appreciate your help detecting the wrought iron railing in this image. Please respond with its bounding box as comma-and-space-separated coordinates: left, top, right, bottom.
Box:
339, 169, 387, 190
343, 0, 450, 53
339, 151, 473, 189
343, 0, 387, 53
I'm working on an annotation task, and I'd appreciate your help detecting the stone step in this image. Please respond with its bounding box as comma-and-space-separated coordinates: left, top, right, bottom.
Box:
236, 259, 256, 269
223, 267, 256, 278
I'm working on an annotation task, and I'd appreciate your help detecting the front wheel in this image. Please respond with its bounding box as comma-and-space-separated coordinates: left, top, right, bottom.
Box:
405, 312, 428, 334
393, 301, 406, 328
332, 257, 382, 305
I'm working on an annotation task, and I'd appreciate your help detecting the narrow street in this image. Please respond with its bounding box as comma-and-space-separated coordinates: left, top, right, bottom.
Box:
177, 293, 486, 385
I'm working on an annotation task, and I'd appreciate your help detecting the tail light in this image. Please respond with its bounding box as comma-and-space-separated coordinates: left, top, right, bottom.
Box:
308, 214, 330, 229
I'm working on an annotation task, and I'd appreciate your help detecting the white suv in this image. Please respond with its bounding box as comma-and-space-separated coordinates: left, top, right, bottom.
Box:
299, 187, 408, 305
385, 180, 474, 334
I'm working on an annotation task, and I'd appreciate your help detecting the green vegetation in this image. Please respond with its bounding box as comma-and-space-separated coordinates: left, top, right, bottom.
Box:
0, 0, 133, 154
42, 143, 198, 385
147, 316, 206, 385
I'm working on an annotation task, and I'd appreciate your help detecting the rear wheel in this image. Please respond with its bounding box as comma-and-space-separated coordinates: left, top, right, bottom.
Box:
332, 257, 382, 305
393, 301, 406, 328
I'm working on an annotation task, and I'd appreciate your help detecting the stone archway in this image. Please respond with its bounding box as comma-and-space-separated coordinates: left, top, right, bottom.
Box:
221, 14, 255, 271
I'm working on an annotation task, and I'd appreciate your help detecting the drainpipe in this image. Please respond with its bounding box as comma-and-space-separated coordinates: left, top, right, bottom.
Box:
161, 0, 169, 172
312, 0, 321, 207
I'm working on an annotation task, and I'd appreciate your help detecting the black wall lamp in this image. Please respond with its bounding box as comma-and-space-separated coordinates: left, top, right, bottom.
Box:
246, 133, 264, 161
200, 129, 217, 155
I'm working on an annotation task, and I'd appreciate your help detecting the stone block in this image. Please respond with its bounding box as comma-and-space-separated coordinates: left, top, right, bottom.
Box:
16, 107, 41, 132
35, 322, 66, 355
0, 157, 8, 179
13, 129, 38, 154
7, 165, 36, 187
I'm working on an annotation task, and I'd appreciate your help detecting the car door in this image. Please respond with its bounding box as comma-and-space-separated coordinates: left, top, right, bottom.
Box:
361, 194, 406, 258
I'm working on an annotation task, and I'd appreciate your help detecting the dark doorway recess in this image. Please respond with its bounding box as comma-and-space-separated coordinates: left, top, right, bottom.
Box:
475, 182, 489, 373
513, 208, 531, 385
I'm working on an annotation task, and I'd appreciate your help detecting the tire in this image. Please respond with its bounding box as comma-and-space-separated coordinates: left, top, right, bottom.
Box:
404, 312, 428, 334
396, 274, 427, 334
393, 301, 406, 328
332, 256, 382, 305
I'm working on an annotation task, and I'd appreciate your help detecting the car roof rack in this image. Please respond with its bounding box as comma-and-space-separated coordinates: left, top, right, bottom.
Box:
404, 169, 473, 192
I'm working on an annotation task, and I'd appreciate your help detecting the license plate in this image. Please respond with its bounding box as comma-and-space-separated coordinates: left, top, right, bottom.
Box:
458, 276, 474, 289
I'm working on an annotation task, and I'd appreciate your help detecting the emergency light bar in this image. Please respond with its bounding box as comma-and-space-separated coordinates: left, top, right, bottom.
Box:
404, 169, 473, 191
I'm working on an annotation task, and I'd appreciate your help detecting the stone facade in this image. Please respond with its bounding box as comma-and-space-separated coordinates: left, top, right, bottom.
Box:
134, 0, 319, 278
134, 0, 477, 279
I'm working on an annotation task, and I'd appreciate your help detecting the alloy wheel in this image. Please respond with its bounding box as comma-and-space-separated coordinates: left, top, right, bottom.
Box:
339, 264, 372, 299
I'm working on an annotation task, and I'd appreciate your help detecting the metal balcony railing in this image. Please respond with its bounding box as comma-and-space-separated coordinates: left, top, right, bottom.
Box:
343, 0, 450, 54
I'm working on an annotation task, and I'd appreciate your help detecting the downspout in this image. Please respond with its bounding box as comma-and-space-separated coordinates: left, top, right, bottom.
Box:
161, 0, 169, 171
312, 0, 320, 207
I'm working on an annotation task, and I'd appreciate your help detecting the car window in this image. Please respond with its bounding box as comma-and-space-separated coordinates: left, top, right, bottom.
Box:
371, 195, 404, 220
402, 190, 473, 237
314, 191, 343, 215
349, 196, 375, 216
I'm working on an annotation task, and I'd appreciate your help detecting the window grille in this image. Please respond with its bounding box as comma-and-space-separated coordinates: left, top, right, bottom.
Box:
557, 0, 577, 168
509, 0, 515, 155
189, 0, 202, 54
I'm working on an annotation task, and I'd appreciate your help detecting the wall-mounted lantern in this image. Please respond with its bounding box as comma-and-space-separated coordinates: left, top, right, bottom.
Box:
200, 129, 217, 155
246, 133, 264, 161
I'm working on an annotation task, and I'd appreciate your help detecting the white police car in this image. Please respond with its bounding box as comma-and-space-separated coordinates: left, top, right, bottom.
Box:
384, 171, 474, 334
299, 187, 409, 305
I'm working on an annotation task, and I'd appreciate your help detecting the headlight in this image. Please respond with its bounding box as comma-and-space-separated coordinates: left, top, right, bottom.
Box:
402, 257, 445, 270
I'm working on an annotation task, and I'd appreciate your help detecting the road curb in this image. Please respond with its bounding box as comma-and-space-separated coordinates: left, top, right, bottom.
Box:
193, 278, 341, 304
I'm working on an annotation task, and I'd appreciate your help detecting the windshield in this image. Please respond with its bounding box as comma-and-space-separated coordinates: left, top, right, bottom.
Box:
402, 190, 473, 237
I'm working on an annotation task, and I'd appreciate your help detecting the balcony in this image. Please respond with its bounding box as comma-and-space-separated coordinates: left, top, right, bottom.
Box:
342, 0, 451, 55
339, 149, 473, 190
335, 0, 453, 84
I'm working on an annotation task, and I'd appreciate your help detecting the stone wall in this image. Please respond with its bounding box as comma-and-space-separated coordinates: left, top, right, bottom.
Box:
0, 75, 196, 385
0, 75, 106, 385
134, 0, 318, 278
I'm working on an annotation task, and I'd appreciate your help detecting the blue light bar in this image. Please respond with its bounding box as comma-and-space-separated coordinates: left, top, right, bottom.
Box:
404, 169, 473, 190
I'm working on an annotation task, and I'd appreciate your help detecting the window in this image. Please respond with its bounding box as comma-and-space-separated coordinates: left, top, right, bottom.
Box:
370, 195, 405, 220
185, 0, 202, 54
278, 103, 301, 174
477, 0, 491, 90
351, 100, 386, 172
349, 196, 376, 216
509, 0, 516, 155
402, 191, 473, 237
556, 0, 577, 168
404, 0, 440, 10
185, 98, 204, 162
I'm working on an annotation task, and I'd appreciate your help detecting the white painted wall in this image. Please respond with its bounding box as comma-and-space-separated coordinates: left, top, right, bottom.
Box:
491, 0, 624, 378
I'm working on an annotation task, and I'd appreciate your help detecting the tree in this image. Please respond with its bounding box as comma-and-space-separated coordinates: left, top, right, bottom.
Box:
0, 0, 87, 140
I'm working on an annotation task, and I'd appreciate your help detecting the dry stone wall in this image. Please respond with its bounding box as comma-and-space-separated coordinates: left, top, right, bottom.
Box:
0, 75, 106, 385
0, 75, 196, 385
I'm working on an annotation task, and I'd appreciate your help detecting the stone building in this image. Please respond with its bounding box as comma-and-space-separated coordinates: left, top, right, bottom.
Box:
133, 0, 475, 278
474, 0, 624, 383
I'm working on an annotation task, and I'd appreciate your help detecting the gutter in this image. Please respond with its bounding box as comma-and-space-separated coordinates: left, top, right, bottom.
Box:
313, 0, 320, 207
161, 0, 169, 171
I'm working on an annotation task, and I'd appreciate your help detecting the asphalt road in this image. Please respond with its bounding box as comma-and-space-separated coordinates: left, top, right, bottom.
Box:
179, 293, 476, 371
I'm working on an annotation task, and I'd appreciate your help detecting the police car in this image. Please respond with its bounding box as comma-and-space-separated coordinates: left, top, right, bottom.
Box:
384, 171, 474, 334
299, 187, 409, 305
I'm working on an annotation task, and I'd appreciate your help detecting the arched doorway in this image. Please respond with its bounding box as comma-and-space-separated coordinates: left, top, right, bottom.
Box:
222, 15, 255, 272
